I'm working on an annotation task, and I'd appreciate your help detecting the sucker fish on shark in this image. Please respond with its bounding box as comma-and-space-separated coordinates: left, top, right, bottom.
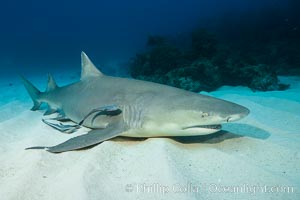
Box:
21, 52, 250, 153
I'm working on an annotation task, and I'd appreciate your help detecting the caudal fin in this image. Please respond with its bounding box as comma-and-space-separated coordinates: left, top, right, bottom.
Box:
20, 75, 42, 111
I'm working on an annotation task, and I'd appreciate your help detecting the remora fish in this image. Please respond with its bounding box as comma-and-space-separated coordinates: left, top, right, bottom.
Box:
21, 52, 249, 153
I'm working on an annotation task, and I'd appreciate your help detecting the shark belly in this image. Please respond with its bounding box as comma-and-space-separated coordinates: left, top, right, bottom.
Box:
120, 125, 221, 137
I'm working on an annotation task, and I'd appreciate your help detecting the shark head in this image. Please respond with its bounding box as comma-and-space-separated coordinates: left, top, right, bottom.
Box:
138, 91, 250, 137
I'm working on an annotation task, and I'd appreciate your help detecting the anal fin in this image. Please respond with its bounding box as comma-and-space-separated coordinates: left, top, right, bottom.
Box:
44, 109, 57, 116
31, 102, 42, 111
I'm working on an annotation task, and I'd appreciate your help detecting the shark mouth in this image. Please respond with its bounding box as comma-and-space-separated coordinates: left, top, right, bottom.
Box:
183, 124, 222, 130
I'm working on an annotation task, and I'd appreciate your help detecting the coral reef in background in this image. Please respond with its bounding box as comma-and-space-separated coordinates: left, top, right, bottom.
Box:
129, 27, 293, 92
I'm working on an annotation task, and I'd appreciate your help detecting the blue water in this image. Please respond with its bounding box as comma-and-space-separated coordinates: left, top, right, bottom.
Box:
0, 0, 297, 77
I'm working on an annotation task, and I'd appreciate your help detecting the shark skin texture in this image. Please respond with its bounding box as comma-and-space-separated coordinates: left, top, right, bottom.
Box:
21, 52, 249, 153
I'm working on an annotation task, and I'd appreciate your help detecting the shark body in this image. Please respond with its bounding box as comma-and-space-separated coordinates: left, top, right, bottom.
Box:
22, 52, 249, 153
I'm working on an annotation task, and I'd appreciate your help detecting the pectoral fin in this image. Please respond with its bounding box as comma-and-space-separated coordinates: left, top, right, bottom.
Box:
26, 121, 127, 153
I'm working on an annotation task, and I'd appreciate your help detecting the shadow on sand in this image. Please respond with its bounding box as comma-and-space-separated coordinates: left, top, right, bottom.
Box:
172, 123, 271, 144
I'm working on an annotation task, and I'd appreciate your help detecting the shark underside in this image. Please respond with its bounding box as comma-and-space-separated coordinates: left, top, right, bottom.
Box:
21, 52, 249, 153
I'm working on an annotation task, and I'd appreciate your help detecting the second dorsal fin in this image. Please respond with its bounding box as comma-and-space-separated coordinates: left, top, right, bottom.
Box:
81, 51, 103, 80
46, 74, 58, 92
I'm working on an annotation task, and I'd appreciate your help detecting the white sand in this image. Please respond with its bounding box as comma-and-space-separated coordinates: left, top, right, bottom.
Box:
0, 75, 299, 200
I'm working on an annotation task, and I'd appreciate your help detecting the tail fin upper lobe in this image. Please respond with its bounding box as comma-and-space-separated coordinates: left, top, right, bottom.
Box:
20, 75, 42, 111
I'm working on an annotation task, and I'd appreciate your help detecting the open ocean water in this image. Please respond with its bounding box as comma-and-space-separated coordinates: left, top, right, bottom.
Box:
0, 0, 299, 79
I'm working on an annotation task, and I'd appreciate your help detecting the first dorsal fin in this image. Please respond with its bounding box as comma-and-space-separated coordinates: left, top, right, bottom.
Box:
46, 74, 58, 92
80, 52, 103, 80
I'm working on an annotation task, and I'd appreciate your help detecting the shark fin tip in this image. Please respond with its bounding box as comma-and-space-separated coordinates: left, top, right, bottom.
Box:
80, 51, 104, 80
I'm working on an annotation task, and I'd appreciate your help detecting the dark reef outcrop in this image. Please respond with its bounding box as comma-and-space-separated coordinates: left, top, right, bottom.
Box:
130, 29, 291, 92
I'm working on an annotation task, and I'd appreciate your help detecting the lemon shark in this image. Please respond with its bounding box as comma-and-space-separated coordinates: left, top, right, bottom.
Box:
21, 52, 249, 153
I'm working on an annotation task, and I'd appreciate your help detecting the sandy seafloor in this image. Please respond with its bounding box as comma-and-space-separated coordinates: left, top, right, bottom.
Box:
0, 72, 299, 200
